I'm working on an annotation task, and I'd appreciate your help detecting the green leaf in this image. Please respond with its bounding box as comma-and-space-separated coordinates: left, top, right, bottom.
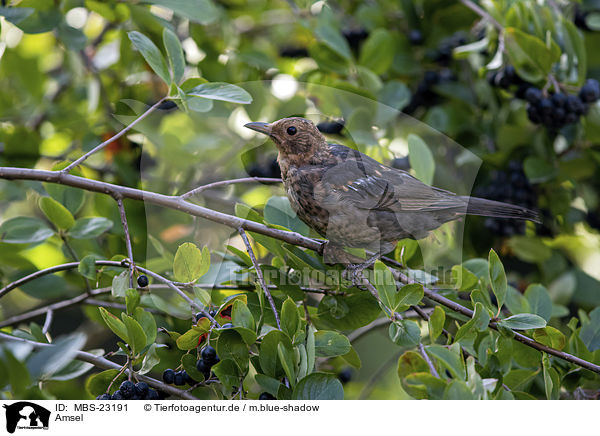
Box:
143, 0, 219, 24
501, 313, 547, 330
186, 82, 252, 104
231, 300, 255, 331
389, 320, 421, 347
128, 31, 171, 85
292, 373, 344, 400
121, 314, 147, 355
277, 343, 296, 387
580, 307, 600, 351
125, 288, 140, 315
455, 302, 489, 342
524, 284, 552, 321
488, 249, 507, 312
255, 374, 281, 396
444, 380, 474, 399
27, 333, 86, 380
68, 217, 113, 239
314, 25, 351, 60
451, 265, 478, 291
317, 293, 380, 330
397, 350, 429, 379
78, 255, 97, 281
111, 271, 128, 298
173, 242, 205, 282
162, 28, 185, 85
98, 307, 128, 343
211, 359, 239, 391
175, 318, 210, 350
139, 343, 161, 375
373, 261, 397, 311
395, 283, 424, 311
86, 369, 126, 396
506, 236, 552, 263
43, 167, 85, 214
280, 298, 300, 339
504, 27, 561, 82
217, 329, 249, 372
39, 196, 74, 230
0, 217, 54, 244
181, 353, 204, 383
263, 196, 309, 235
259, 330, 293, 378
426, 344, 465, 380
428, 306, 445, 342
314, 331, 351, 357
359, 29, 394, 74
0, 7, 34, 24
341, 346, 361, 369
407, 134, 434, 185
533, 326, 566, 350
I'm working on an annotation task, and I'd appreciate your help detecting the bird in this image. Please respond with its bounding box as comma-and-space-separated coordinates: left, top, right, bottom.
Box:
244, 117, 540, 267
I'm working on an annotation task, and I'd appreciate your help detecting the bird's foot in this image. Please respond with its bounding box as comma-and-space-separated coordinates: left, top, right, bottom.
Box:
342, 252, 381, 287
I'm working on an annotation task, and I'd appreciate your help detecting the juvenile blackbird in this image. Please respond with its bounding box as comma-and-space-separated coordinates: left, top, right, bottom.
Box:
245, 117, 540, 264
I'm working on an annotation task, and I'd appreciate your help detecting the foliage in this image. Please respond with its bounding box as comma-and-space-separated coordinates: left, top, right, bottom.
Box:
0, 0, 600, 401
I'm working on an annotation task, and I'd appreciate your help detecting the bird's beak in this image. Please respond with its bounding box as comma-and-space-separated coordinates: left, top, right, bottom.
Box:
244, 122, 272, 136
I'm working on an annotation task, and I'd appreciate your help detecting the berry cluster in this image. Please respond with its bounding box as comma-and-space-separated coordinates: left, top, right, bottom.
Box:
475, 161, 537, 237
404, 68, 456, 114
162, 368, 198, 386
432, 32, 467, 66
96, 381, 166, 400
525, 79, 599, 129
196, 345, 220, 379
488, 65, 600, 129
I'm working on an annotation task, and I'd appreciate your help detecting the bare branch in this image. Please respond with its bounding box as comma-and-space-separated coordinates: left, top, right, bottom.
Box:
42, 310, 53, 335
115, 197, 135, 287
418, 343, 440, 378
61, 97, 167, 174
181, 177, 282, 200
239, 228, 281, 329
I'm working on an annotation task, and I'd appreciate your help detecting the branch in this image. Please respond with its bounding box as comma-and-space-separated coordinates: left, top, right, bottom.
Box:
61, 97, 167, 173
0, 167, 323, 253
181, 177, 282, 200
395, 271, 600, 374
460, 0, 503, 32
115, 197, 135, 287
418, 343, 440, 378
239, 228, 281, 329
0, 332, 196, 400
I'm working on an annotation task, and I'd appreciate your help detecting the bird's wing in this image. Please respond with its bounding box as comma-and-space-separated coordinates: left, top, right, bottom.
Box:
317, 143, 466, 212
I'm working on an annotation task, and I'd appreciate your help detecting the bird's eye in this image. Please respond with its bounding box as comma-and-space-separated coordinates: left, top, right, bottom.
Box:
286, 126, 297, 135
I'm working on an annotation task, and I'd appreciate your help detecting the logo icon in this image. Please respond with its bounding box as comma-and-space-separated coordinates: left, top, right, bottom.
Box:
2, 402, 50, 433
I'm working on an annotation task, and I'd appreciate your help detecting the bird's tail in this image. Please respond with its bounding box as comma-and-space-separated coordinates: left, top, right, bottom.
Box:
461, 196, 541, 223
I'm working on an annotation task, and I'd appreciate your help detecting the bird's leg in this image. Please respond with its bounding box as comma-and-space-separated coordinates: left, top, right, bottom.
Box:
343, 252, 382, 287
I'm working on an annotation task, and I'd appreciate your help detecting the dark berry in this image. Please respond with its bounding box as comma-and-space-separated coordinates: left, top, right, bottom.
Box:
136, 275, 148, 287
579, 79, 600, 103
162, 369, 175, 384
575, 7, 590, 31
247, 163, 268, 178
539, 98, 553, 115
195, 312, 206, 323
157, 100, 177, 111
146, 389, 160, 400
259, 392, 276, 400
424, 70, 440, 85
565, 112, 578, 124
504, 65, 517, 83
527, 105, 541, 124
439, 68, 455, 82
201, 346, 218, 363
338, 368, 353, 384
96, 393, 111, 400
566, 95, 585, 115
174, 371, 186, 386
183, 370, 196, 385
391, 156, 410, 171
279, 46, 309, 58
553, 107, 566, 124
119, 380, 135, 399
317, 120, 345, 135
497, 72, 511, 88
268, 158, 281, 178
342, 28, 369, 51
408, 29, 424, 45
209, 309, 217, 317
551, 93, 567, 108
111, 391, 124, 400
134, 382, 149, 397
525, 87, 543, 104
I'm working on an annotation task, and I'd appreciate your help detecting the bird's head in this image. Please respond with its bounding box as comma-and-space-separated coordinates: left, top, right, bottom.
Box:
244, 117, 326, 156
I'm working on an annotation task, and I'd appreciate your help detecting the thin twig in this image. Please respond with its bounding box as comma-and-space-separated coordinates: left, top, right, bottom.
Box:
460, 0, 503, 31
418, 343, 440, 378
61, 97, 167, 173
238, 228, 281, 329
181, 177, 282, 200
42, 310, 53, 334
0, 332, 195, 400
115, 197, 135, 287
